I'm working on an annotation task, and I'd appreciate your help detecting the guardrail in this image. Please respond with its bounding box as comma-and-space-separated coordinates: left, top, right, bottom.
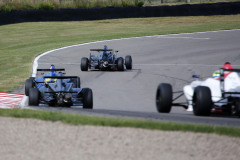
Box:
0, 2, 240, 25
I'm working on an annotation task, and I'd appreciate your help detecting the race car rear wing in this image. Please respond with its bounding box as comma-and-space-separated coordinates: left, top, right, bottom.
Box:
90, 49, 113, 51
220, 68, 240, 97
37, 68, 65, 72
43, 76, 78, 79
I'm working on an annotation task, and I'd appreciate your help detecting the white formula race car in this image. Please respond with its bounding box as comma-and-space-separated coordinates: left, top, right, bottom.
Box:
156, 67, 240, 117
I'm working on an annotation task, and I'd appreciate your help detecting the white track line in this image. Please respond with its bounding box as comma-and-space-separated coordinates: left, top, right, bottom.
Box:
156, 36, 210, 40
31, 29, 240, 77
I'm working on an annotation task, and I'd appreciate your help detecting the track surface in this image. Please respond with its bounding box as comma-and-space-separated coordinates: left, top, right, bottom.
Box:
31, 30, 240, 127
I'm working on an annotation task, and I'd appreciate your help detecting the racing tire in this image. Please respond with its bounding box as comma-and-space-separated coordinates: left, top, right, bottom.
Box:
193, 86, 212, 116
156, 83, 172, 113
73, 76, 81, 88
125, 55, 132, 70
234, 98, 240, 118
29, 88, 39, 106
81, 57, 89, 71
82, 88, 93, 109
117, 57, 124, 71
25, 78, 34, 96
29, 77, 35, 81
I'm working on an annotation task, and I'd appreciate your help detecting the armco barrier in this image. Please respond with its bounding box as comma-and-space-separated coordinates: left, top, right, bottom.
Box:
0, 2, 240, 25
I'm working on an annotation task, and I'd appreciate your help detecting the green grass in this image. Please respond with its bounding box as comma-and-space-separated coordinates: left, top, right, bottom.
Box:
1, 108, 240, 137
1, 15, 240, 92
0, 0, 145, 12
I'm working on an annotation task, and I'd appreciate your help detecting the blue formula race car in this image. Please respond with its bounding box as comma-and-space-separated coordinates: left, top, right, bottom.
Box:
25, 65, 93, 108
81, 45, 132, 71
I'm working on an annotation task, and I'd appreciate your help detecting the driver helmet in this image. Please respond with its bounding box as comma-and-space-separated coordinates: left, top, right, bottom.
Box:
103, 45, 108, 54
50, 64, 55, 70
50, 64, 56, 76
102, 45, 109, 59
104, 45, 108, 50
223, 62, 233, 70
212, 70, 220, 79
45, 64, 57, 83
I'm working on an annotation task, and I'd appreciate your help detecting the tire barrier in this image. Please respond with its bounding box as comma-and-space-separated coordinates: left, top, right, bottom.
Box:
1, 2, 240, 25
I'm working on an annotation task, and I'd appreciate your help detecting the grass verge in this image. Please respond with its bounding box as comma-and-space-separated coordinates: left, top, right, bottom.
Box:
1, 108, 240, 137
1, 15, 240, 92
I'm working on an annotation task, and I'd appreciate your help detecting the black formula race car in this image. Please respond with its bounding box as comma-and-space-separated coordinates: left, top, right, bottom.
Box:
81, 45, 132, 71
25, 67, 93, 109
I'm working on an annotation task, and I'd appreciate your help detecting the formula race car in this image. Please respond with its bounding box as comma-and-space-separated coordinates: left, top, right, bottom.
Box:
25, 65, 93, 108
156, 63, 240, 117
81, 45, 132, 71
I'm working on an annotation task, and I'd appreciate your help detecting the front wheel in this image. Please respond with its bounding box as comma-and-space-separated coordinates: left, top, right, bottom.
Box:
81, 57, 89, 71
82, 88, 93, 109
193, 86, 212, 116
29, 88, 39, 106
156, 83, 172, 113
125, 55, 132, 70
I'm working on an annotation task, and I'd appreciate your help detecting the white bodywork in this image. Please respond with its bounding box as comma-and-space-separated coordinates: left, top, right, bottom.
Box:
183, 72, 240, 111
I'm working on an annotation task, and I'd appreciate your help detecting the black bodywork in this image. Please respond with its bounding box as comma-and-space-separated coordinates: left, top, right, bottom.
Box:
81, 48, 132, 71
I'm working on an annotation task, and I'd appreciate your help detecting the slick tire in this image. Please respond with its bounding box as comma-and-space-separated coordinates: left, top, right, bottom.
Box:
81, 57, 89, 71
82, 88, 93, 109
125, 55, 132, 70
25, 78, 34, 96
156, 83, 172, 113
29, 88, 39, 106
235, 98, 240, 117
193, 86, 212, 116
117, 57, 124, 71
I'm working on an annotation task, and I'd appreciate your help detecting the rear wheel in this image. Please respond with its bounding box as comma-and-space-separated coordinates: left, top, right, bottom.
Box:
29, 88, 39, 106
25, 78, 34, 96
29, 77, 35, 81
125, 55, 132, 70
234, 98, 240, 117
117, 57, 124, 71
81, 57, 89, 71
82, 88, 93, 109
193, 86, 212, 116
156, 83, 172, 113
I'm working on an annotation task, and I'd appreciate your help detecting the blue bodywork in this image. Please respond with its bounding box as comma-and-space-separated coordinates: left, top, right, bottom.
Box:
89, 46, 122, 70
37, 77, 82, 106
31, 68, 82, 106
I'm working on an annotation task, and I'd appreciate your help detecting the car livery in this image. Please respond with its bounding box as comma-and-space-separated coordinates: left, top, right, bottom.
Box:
25, 67, 93, 108
81, 45, 132, 71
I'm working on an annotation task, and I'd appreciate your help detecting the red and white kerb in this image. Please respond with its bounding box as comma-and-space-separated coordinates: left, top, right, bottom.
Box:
0, 92, 23, 108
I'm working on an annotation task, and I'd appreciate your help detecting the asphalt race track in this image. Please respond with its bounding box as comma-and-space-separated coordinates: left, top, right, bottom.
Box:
27, 29, 240, 127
